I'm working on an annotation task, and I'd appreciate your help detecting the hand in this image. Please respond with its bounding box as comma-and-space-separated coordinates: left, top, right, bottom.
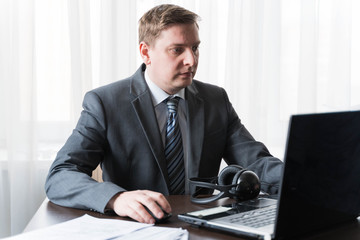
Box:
106, 190, 172, 224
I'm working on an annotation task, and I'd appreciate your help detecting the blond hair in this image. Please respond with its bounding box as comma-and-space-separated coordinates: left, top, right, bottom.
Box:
138, 4, 200, 45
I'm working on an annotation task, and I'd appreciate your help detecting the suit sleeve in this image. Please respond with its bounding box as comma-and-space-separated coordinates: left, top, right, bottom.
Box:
221, 90, 283, 194
45, 91, 123, 213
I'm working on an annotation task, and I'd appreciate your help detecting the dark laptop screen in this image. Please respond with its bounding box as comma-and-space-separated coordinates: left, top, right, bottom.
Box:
275, 111, 360, 239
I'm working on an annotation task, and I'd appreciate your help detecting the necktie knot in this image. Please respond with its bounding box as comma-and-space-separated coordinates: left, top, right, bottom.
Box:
166, 97, 179, 114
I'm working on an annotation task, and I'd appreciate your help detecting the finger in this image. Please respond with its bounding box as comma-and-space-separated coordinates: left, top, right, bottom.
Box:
112, 190, 168, 224
143, 190, 172, 213
131, 191, 164, 220
123, 201, 153, 224
141, 198, 164, 220
130, 202, 155, 224
112, 192, 153, 223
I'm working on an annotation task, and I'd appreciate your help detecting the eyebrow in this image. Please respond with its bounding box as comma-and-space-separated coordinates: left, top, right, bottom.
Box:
170, 41, 201, 47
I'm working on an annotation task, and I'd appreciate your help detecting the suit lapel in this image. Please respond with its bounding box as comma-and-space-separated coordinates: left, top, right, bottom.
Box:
185, 82, 204, 182
129, 65, 205, 193
130, 65, 170, 190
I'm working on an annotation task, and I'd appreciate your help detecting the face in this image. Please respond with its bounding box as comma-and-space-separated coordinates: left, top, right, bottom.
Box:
140, 23, 200, 95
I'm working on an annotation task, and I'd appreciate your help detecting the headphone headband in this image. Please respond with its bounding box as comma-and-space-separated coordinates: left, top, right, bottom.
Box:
189, 177, 239, 204
189, 165, 261, 204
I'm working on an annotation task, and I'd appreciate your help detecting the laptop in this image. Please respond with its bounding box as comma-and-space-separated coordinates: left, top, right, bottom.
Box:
179, 110, 360, 239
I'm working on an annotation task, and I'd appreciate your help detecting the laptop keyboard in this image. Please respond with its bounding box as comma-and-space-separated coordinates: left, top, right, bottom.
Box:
220, 205, 276, 228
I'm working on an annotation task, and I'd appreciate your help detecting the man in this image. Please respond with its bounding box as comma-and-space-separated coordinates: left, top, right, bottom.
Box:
45, 4, 282, 225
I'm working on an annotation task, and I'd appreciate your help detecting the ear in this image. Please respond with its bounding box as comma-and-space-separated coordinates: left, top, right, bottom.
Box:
139, 41, 151, 65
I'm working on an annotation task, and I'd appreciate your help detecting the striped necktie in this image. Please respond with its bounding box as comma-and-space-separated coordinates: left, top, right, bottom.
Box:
165, 97, 185, 195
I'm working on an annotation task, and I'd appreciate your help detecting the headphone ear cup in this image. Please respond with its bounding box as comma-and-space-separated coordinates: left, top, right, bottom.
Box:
231, 170, 261, 201
218, 165, 243, 186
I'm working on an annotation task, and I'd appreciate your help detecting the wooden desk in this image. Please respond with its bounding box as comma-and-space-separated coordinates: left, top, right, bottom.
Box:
24, 196, 360, 240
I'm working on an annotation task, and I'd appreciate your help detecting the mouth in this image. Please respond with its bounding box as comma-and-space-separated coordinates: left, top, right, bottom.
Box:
178, 71, 193, 78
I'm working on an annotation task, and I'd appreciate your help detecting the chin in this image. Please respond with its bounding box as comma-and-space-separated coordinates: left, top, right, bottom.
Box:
169, 81, 192, 94
181, 76, 193, 84
180, 79, 193, 89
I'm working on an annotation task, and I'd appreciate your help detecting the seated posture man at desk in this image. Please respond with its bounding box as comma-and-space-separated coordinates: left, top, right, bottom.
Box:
45, 4, 283, 225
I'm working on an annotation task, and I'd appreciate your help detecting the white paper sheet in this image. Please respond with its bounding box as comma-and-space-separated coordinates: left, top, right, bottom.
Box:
2, 214, 188, 240
114, 225, 188, 240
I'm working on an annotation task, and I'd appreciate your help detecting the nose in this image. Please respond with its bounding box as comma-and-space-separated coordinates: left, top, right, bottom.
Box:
183, 48, 197, 66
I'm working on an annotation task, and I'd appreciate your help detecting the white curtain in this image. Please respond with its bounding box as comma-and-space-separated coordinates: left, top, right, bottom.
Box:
0, 0, 138, 237
1, 0, 359, 237
223, 0, 360, 157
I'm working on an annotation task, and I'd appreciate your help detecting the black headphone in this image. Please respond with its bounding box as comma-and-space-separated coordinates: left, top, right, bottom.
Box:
189, 165, 261, 204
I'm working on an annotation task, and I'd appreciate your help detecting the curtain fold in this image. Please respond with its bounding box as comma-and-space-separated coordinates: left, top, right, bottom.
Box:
98, 0, 138, 85
68, 0, 94, 117
0, 0, 43, 236
0, 0, 359, 237
225, 0, 283, 150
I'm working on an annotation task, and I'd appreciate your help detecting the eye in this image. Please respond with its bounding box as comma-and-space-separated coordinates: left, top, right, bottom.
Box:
171, 47, 184, 55
192, 45, 199, 52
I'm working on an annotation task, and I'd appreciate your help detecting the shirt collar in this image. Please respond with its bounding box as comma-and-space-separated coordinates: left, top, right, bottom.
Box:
144, 69, 185, 107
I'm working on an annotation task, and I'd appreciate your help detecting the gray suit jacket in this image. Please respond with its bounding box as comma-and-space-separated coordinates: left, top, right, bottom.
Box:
45, 64, 283, 213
